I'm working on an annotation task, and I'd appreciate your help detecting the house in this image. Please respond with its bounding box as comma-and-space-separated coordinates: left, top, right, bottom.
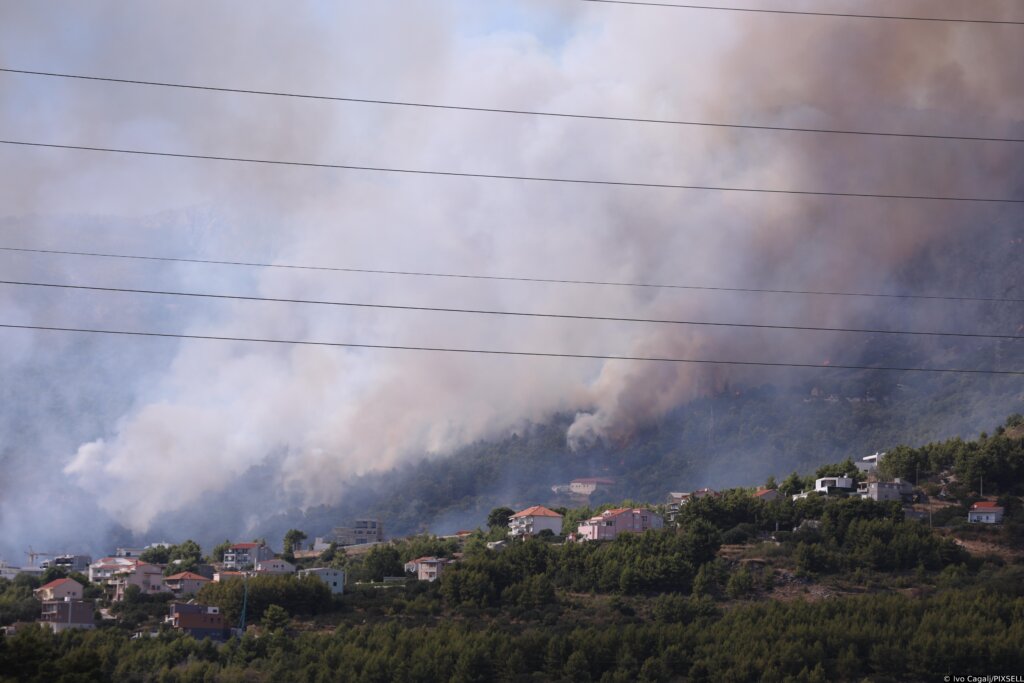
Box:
860, 479, 913, 502
163, 572, 211, 596
254, 558, 296, 575
88, 556, 138, 583
222, 543, 274, 570
754, 488, 780, 503
39, 599, 95, 633
43, 554, 92, 573
576, 508, 664, 541
33, 577, 83, 602
322, 519, 384, 547
112, 562, 166, 601
167, 603, 228, 640
404, 556, 431, 574
415, 557, 449, 582
814, 475, 855, 494
856, 452, 885, 473
508, 506, 564, 538
667, 488, 719, 518
569, 478, 616, 496
968, 501, 1004, 524
298, 568, 345, 595
0, 561, 42, 581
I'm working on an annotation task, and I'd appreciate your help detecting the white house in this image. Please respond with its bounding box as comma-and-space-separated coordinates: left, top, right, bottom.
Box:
569, 478, 615, 496
298, 567, 345, 595
508, 506, 563, 538
856, 452, 885, 473
815, 475, 855, 493
223, 543, 274, 570
254, 558, 296, 575
968, 501, 1004, 524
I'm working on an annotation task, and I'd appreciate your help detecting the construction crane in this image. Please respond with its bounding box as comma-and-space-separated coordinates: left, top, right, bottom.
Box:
25, 547, 54, 566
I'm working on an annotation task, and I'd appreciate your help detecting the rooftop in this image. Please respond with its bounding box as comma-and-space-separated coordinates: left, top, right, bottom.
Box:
510, 505, 563, 519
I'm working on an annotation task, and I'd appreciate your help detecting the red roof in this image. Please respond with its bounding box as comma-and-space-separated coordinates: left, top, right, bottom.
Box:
510, 505, 563, 519
230, 542, 261, 549
164, 572, 210, 582
37, 578, 76, 591
754, 488, 778, 498
971, 501, 1003, 510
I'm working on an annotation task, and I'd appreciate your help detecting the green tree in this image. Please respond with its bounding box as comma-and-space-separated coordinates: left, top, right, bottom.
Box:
262, 604, 290, 632
362, 545, 403, 582
487, 507, 515, 529
283, 529, 308, 559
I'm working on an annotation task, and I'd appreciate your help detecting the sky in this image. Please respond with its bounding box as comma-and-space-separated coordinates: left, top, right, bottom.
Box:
0, 0, 1022, 560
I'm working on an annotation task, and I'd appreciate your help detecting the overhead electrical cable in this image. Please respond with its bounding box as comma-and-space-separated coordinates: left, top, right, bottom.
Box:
1, 140, 1021, 204
2, 246, 1021, 304
0, 323, 1020, 375
577, 0, 1024, 26
1, 278, 1019, 341
2, 67, 1020, 144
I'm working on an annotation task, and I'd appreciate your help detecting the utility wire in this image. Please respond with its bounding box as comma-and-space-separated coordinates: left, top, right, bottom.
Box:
1, 278, 1019, 341
2, 246, 1022, 304
577, 0, 1024, 26
1, 322, 1020, 375
2, 67, 1020, 144
2, 139, 1021, 204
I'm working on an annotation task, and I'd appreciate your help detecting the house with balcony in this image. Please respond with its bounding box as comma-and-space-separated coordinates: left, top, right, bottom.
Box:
508, 506, 563, 538
167, 603, 228, 640
164, 572, 211, 596
576, 508, 664, 541
222, 542, 274, 570
112, 562, 166, 601
39, 599, 95, 633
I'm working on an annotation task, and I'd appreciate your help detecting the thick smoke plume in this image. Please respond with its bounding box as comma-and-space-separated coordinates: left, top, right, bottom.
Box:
0, 1, 1021, 554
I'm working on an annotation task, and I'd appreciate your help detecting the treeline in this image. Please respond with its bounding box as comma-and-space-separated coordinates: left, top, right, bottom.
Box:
880, 414, 1024, 497
3, 578, 1023, 682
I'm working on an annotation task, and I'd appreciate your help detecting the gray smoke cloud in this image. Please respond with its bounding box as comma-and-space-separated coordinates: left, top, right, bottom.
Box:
0, 1, 1021, 555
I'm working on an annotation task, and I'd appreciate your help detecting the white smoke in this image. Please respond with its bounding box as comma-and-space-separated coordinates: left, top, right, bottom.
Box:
0, 1, 1021, 544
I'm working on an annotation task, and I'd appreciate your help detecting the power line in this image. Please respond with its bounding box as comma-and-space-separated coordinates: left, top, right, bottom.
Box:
3, 246, 1022, 304
2, 278, 1019, 341
1, 322, 1020, 375
2, 140, 1021, 204
2, 67, 1019, 144
577, 0, 1024, 26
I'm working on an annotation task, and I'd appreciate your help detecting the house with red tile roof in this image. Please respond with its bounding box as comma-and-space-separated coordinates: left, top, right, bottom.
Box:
164, 572, 211, 596
754, 488, 780, 503
968, 501, 1004, 524
576, 508, 664, 542
508, 506, 564, 538
33, 577, 83, 602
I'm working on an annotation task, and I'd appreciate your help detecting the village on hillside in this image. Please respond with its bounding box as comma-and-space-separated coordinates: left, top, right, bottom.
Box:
1, 446, 1013, 643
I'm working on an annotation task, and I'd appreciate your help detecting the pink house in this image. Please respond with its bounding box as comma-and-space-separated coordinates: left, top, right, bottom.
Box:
34, 577, 83, 601
112, 561, 166, 601
164, 571, 211, 596
576, 508, 664, 541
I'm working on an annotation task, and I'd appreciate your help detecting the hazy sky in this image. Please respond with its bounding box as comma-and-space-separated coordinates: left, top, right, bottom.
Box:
1, 0, 1022, 558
